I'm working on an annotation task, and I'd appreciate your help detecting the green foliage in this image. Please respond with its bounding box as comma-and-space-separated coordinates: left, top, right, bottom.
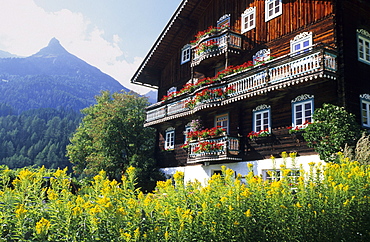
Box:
0, 108, 82, 170
66, 91, 160, 190
1, 154, 370, 241
303, 103, 361, 162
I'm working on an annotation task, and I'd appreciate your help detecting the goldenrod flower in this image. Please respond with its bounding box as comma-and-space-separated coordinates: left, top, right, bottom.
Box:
47, 189, 58, 200
173, 171, 184, 180
72, 206, 82, 216
281, 151, 288, 158
89, 205, 101, 215
35, 217, 51, 235
244, 209, 252, 217
15, 204, 27, 218
164, 230, 169, 240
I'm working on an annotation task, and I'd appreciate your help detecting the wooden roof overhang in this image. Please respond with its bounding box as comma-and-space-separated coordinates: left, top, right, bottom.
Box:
130, 0, 211, 88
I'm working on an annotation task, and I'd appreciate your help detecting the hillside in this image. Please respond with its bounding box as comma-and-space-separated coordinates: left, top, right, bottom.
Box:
0, 38, 128, 112
0, 38, 132, 170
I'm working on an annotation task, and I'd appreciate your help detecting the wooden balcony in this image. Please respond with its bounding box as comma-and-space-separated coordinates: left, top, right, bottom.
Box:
145, 46, 337, 127
187, 136, 241, 164
191, 29, 242, 67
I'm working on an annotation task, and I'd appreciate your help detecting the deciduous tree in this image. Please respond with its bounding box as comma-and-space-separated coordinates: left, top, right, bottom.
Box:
66, 91, 161, 190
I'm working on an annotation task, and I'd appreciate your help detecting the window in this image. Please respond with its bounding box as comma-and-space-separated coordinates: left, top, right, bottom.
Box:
253, 49, 270, 65
165, 127, 175, 150
181, 45, 191, 64
360, 94, 370, 127
263, 169, 300, 182
253, 105, 271, 132
290, 32, 313, 55
265, 0, 282, 22
167, 86, 177, 96
241, 7, 256, 33
291, 94, 314, 127
263, 169, 281, 181
357, 29, 370, 65
217, 14, 230, 28
184, 125, 192, 143
215, 114, 229, 133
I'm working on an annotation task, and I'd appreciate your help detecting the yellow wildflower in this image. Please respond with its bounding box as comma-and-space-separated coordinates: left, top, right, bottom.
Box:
289, 152, 297, 159
173, 171, 184, 180
89, 205, 101, 215
295, 202, 302, 208
47, 189, 58, 200
35, 217, 51, 235
117, 207, 127, 216
15, 204, 27, 218
164, 231, 170, 240
281, 151, 288, 158
244, 209, 252, 217
72, 206, 82, 216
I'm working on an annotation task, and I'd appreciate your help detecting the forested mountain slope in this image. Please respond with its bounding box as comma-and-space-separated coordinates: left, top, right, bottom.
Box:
0, 38, 128, 112
0, 38, 130, 170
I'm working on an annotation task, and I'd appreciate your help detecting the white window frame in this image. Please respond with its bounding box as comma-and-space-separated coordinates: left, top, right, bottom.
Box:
360, 94, 370, 128
217, 14, 230, 28
167, 86, 177, 96
215, 113, 229, 134
252, 104, 271, 132
164, 127, 175, 150
181, 45, 191, 64
253, 49, 271, 65
184, 125, 192, 143
290, 32, 313, 55
265, 0, 282, 22
357, 29, 370, 65
241, 7, 256, 34
262, 169, 281, 181
291, 94, 314, 127
263, 169, 300, 182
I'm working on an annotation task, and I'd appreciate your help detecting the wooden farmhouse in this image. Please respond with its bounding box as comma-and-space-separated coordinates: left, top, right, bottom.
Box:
131, 0, 370, 182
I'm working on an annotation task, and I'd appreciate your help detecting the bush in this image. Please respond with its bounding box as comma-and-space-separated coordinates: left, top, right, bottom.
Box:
0, 156, 370, 241
303, 103, 361, 162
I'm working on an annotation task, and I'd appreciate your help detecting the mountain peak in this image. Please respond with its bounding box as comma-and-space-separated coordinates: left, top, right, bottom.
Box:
48, 37, 61, 48
32, 38, 70, 57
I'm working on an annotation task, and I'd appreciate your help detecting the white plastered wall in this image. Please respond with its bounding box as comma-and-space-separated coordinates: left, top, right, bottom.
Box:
160, 154, 324, 185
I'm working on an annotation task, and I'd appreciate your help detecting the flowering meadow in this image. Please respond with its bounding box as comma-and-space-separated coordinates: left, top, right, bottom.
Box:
1, 154, 370, 241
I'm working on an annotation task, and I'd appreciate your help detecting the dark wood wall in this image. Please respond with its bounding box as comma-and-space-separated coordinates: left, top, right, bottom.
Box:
159, 0, 336, 99
335, 0, 370, 121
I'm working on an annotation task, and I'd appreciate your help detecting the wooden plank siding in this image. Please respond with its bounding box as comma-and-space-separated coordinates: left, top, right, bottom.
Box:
159, 0, 335, 99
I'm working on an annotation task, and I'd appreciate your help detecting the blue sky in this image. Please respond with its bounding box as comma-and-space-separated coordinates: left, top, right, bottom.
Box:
0, 0, 181, 93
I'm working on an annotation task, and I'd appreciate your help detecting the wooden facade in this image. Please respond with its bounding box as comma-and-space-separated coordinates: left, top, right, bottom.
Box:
131, 0, 370, 169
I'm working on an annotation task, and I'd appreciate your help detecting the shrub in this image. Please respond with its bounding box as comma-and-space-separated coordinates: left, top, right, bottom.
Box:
303, 103, 361, 162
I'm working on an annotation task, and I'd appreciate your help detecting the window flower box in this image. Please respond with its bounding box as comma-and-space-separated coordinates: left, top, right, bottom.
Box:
287, 121, 311, 143
247, 129, 275, 145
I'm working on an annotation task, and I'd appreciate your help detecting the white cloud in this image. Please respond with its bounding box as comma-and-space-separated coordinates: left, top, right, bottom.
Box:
0, 0, 152, 94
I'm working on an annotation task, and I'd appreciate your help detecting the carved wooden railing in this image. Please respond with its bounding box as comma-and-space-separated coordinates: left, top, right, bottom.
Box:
145, 47, 337, 124
191, 30, 242, 67
187, 136, 240, 164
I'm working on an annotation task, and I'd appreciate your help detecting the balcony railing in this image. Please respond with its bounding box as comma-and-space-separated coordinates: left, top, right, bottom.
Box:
187, 136, 241, 164
191, 30, 242, 67
145, 46, 337, 125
